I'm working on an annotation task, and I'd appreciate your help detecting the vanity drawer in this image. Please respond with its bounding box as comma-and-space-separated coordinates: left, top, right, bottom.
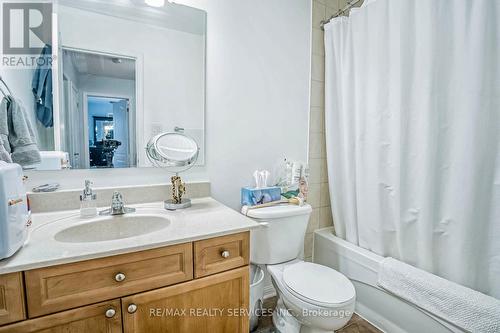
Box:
0, 272, 26, 326
25, 243, 193, 317
194, 232, 249, 278
0, 299, 122, 333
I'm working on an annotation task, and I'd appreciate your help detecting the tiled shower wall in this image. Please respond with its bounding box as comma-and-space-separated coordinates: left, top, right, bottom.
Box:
304, 0, 363, 261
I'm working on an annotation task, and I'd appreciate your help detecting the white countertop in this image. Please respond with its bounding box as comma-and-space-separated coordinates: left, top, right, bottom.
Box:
0, 197, 259, 274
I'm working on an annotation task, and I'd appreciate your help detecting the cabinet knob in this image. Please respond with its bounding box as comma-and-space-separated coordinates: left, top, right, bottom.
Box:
127, 304, 138, 314
115, 273, 126, 282
221, 250, 230, 259
105, 308, 116, 318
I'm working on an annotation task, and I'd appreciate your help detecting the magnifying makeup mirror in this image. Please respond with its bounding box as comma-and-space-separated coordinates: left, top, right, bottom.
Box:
146, 132, 200, 210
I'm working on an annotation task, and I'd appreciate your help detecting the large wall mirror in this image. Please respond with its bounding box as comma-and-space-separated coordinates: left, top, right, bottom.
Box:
1, 0, 206, 170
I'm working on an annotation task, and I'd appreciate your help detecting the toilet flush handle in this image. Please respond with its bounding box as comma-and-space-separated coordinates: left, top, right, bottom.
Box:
259, 222, 270, 228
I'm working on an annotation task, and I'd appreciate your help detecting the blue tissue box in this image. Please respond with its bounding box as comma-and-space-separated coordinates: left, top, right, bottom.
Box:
241, 187, 281, 207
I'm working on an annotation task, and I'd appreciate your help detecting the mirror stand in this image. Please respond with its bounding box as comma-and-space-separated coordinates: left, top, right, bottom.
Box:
146, 132, 200, 211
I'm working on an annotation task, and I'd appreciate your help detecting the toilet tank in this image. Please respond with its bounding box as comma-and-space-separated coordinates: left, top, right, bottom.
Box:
244, 204, 312, 265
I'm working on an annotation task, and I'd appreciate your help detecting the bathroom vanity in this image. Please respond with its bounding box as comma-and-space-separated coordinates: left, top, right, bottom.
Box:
0, 198, 258, 333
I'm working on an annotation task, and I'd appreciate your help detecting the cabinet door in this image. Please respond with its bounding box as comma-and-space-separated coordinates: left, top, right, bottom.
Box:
0, 299, 122, 333
122, 266, 249, 333
0, 272, 26, 325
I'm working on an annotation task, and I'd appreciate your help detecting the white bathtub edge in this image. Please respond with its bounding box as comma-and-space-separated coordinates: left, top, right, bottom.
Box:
313, 228, 465, 333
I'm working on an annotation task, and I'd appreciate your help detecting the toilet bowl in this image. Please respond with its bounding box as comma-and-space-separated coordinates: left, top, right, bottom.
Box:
244, 204, 356, 332
267, 260, 355, 333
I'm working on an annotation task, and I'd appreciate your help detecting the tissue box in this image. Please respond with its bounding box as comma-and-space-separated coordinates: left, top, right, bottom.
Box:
241, 187, 281, 207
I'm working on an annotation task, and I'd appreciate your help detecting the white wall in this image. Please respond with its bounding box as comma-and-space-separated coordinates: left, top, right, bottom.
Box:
176, 0, 312, 210
26, 0, 311, 209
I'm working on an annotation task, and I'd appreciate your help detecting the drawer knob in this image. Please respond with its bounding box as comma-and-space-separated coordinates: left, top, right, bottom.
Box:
128, 304, 138, 314
221, 250, 230, 259
105, 308, 116, 318
115, 273, 126, 282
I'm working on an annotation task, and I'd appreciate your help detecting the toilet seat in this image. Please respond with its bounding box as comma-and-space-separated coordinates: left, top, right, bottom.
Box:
282, 262, 355, 307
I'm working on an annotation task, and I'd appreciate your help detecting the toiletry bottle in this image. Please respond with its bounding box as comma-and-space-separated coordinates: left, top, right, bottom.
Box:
80, 180, 97, 217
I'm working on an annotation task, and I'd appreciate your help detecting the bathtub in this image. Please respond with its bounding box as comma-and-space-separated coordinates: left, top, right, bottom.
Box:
313, 228, 465, 333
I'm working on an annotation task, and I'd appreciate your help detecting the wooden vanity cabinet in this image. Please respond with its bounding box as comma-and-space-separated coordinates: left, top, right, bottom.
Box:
0, 272, 26, 326
122, 267, 249, 333
0, 232, 250, 332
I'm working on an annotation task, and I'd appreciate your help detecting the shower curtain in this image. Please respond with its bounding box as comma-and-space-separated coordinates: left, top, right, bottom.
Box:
324, 0, 500, 298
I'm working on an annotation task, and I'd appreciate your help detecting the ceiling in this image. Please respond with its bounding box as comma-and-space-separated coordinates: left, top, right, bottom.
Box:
58, 0, 206, 35
64, 49, 136, 81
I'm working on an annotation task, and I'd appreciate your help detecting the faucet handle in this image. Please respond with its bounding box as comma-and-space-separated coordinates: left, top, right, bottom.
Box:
99, 191, 135, 216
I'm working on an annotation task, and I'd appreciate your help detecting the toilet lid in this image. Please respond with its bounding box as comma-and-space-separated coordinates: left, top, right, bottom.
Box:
283, 262, 355, 307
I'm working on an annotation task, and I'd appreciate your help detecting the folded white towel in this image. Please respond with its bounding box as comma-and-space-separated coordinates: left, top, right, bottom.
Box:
378, 257, 500, 333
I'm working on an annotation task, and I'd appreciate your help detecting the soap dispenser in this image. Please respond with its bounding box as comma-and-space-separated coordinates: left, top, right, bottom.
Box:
80, 180, 97, 217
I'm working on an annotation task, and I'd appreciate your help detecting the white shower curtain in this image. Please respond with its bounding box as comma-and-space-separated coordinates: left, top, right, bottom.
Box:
324, 0, 500, 298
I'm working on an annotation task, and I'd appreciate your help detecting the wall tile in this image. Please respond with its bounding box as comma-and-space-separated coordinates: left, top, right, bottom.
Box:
320, 182, 331, 207
308, 158, 322, 184
304, 232, 314, 258
325, 0, 340, 10
307, 183, 321, 208
309, 107, 324, 134
339, 0, 348, 8
326, 5, 340, 19
320, 132, 327, 158
311, 54, 325, 82
307, 208, 320, 233
309, 132, 322, 159
312, 1, 326, 27
310, 80, 325, 108
320, 206, 334, 228
312, 28, 325, 56
320, 158, 329, 183
307, 0, 336, 241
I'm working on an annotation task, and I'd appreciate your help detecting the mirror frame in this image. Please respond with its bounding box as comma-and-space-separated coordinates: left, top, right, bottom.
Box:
50, 1, 207, 169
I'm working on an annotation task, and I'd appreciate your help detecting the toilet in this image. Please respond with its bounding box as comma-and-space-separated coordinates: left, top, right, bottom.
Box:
245, 204, 355, 333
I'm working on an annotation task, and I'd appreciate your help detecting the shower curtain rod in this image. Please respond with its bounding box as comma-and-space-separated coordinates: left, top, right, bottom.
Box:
320, 0, 364, 30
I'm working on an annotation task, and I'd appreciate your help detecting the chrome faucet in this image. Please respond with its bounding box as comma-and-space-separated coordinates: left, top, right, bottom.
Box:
99, 191, 136, 216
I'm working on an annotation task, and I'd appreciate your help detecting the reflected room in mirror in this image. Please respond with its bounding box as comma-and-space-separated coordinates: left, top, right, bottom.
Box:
61, 50, 136, 169
0, 0, 206, 171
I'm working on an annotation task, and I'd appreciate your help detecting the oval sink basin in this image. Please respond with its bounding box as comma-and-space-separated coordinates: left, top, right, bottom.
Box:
54, 214, 170, 243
